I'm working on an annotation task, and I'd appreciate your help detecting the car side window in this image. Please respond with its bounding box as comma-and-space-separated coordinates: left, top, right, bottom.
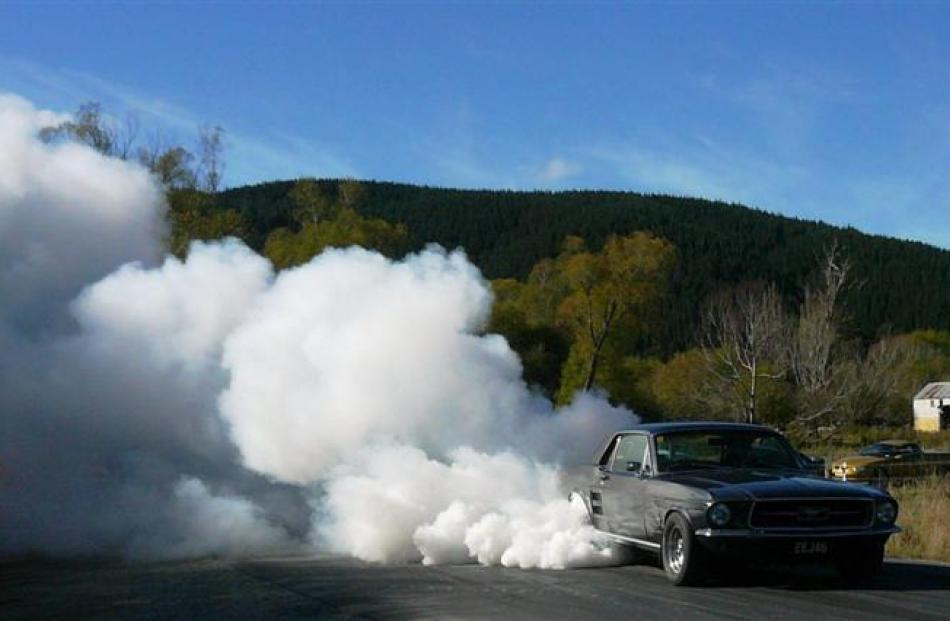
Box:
611, 434, 648, 473
598, 436, 620, 467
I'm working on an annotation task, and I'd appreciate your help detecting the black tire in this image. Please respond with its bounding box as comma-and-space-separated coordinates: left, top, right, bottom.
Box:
835, 542, 884, 585
662, 513, 707, 586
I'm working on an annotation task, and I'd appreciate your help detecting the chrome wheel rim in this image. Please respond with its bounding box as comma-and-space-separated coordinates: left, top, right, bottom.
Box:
667, 529, 685, 574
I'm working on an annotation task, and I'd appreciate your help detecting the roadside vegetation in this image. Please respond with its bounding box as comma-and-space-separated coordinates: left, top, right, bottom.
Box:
886, 476, 950, 563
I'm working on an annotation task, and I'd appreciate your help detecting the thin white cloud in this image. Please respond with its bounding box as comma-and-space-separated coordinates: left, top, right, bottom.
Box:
538, 157, 581, 183
0, 56, 197, 131
0, 56, 357, 186
586, 137, 809, 209
585, 137, 950, 251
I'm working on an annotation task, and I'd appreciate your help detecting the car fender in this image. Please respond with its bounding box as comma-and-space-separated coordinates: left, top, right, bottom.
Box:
663, 508, 696, 530
568, 488, 594, 522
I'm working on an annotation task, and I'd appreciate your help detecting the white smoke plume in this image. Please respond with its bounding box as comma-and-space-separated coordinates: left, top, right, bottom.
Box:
0, 93, 636, 567
0, 95, 302, 558
318, 445, 619, 568
0, 94, 164, 334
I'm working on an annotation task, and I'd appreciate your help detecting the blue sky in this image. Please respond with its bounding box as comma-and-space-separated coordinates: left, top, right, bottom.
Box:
1, 2, 949, 249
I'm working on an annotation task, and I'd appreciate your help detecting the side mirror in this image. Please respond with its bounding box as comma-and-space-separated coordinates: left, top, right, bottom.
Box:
626, 461, 641, 472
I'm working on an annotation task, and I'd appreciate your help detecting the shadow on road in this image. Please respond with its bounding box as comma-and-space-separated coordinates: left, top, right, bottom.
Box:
3, 556, 949, 620
699, 559, 950, 591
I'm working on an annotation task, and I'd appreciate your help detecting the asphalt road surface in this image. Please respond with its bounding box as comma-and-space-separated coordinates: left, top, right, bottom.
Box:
3, 556, 949, 620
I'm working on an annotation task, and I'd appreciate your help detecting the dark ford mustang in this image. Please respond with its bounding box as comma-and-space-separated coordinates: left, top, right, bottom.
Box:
566, 422, 900, 586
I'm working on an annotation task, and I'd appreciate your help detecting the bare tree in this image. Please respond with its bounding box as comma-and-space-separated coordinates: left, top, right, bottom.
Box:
39, 102, 139, 159
839, 335, 913, 427
198, 124, 225, 192
114, 113, 140, 160
136, 130, 197, 190
701, 282, 787, 423
785, 245, 853, 430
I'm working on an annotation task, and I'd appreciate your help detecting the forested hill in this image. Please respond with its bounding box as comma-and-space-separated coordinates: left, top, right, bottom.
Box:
214, 179, 950, 353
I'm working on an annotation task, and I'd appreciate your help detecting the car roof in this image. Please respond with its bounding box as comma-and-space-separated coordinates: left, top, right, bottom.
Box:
614, 421, 779, 435
870, 440, 917, 446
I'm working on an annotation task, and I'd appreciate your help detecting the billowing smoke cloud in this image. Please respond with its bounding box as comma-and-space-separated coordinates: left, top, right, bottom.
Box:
218, 247, 629, 482
0, 95, 303, 558
216, 246, 633, 567
0, 94, 164, 334
318, 446, 620, 568
0, 94, 635, 567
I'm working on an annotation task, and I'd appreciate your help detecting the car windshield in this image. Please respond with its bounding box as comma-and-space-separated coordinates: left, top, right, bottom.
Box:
859, 443, 919, 456
654, 430, 799, 472
860, 443, 896, 456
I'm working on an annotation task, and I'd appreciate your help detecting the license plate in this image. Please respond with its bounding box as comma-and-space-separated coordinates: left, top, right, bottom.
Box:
793, 541, 828, 555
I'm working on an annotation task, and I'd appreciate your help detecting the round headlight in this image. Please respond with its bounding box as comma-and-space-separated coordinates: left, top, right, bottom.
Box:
876, 501, 897, 524
708, 502, 732, 527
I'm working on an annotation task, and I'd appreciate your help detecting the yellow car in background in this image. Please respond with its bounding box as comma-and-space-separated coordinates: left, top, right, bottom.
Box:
831, 440, 950, 486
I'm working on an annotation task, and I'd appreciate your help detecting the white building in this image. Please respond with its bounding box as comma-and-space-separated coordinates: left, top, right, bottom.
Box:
913, 382, 950, 432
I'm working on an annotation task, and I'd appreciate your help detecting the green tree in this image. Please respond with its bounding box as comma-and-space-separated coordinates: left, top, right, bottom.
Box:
166, 190, 249, 257
288, 178, 340, 224
487, 279, 569, 397
647, 349, 714, 420
138, 144, 197, 190
263, 180, 408, 270
552, 232, 676, 402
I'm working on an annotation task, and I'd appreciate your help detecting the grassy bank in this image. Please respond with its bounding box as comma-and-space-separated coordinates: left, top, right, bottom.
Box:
886, 476, 950, 563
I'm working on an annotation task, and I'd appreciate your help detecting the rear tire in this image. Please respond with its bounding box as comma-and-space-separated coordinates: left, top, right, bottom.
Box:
662, 513, 707, 586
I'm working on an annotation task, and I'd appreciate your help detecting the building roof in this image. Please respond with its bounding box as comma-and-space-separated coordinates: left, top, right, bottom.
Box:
914, 382, 950, 401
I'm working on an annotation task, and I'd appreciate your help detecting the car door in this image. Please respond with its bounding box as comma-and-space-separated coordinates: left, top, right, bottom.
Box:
588, 434, 619, 531
599, 433, 650, 539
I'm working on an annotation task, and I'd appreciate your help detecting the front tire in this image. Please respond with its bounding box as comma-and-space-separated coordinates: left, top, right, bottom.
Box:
662, 513, 707, 586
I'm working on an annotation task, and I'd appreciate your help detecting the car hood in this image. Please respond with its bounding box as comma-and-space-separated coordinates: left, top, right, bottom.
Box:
659, 468, 886, 500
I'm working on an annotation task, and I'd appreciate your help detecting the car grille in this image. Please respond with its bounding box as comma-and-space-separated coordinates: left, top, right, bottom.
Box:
749, 499, 873, 529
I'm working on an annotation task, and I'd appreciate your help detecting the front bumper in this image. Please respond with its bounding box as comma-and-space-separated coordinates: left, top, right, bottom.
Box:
694, 525, 900, 539
692, 526, 899, 562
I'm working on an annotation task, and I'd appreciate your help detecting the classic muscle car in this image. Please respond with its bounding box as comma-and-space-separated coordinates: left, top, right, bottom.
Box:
566, 422, 900, 586
831, 440, 950, 485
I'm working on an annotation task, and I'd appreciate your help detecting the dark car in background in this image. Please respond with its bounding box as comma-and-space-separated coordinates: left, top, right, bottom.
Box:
566, 422, 900, 586
831, 440, 950, 485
